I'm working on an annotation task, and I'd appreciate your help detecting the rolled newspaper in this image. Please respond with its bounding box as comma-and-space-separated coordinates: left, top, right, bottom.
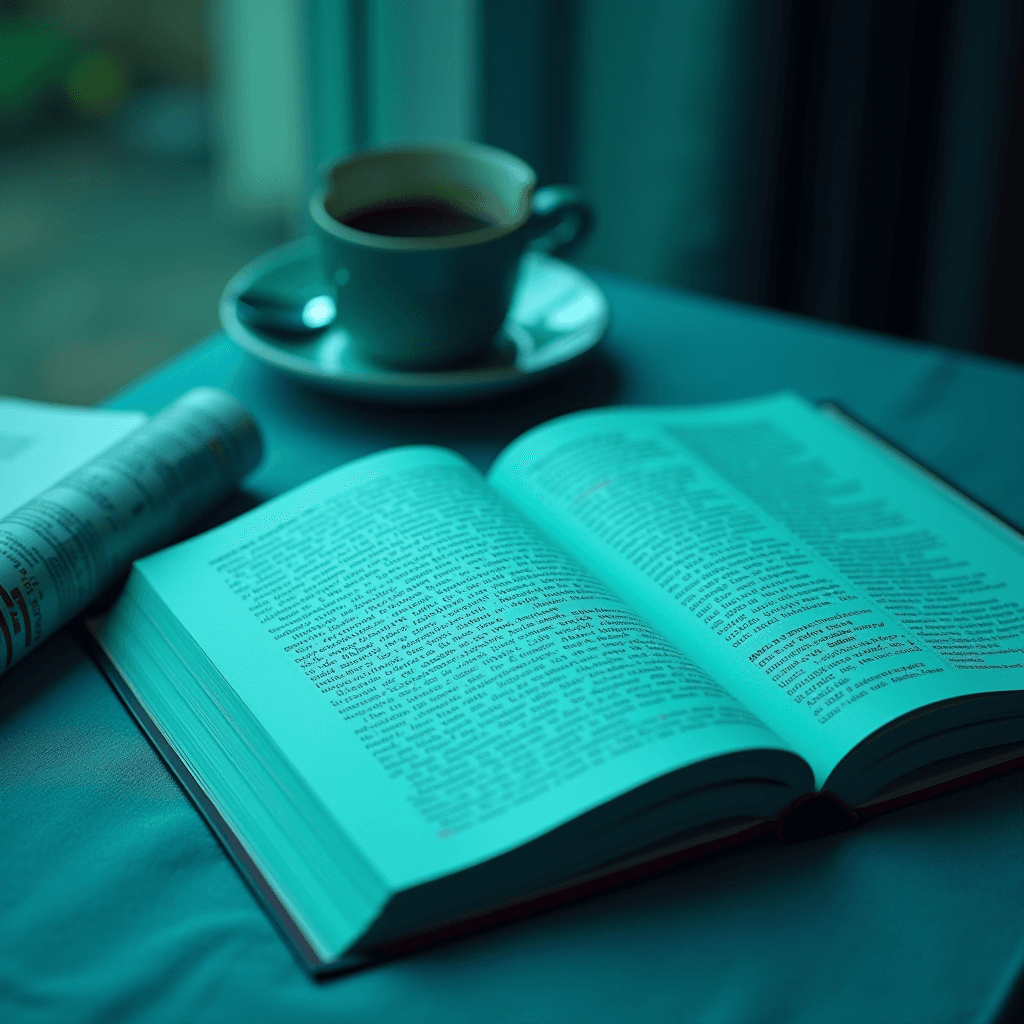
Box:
0, 387, 262, 676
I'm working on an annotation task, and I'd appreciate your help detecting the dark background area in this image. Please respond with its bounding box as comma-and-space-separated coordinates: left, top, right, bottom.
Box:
477, 0, 1023, 363
1, 0, 1020, 406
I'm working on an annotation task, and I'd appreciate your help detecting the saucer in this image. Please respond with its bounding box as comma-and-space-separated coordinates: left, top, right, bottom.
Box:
219, 238, 609, 404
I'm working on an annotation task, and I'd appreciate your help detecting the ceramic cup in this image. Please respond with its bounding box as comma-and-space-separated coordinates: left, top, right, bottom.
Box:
309, 140, 592, 370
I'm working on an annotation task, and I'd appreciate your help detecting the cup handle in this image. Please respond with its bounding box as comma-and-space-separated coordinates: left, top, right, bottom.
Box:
527, 185, 594, 255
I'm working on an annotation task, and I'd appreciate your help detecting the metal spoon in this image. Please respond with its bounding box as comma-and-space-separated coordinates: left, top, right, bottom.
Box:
235, 288, 336, 334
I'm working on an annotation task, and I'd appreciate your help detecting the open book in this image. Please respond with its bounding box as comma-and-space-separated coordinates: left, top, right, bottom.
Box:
89, 393, 1024, 974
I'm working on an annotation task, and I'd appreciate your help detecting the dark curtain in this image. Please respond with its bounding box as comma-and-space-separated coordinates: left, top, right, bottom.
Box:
762, 0, 1023, 360
479, 0, 1023, 362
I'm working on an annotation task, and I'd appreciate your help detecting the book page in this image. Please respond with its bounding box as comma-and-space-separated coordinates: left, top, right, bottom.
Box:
0, 388, 261, 676
133, 446, 800, 891
489, 393, 1024, 786
0, 397, 146, 519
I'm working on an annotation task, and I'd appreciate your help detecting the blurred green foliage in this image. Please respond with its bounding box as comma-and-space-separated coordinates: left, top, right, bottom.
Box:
0, 15, 125, 126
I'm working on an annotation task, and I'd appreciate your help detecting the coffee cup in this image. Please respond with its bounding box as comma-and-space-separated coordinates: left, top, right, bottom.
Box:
309, 141, 592, 371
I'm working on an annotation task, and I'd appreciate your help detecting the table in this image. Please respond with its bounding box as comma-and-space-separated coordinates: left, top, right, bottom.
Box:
3, 266, 1023, 1023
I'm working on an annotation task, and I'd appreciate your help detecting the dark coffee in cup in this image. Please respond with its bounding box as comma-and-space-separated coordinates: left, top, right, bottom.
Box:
339, 200, 497, 238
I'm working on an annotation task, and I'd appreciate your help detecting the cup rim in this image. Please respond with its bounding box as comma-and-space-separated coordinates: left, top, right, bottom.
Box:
310, 140, 536, 251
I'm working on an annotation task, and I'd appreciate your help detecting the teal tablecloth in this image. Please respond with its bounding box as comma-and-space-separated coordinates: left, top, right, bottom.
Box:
3, 267, 1023, 1023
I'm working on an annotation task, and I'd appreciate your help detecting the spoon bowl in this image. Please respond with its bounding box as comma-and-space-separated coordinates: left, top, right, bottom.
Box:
235, 288, 337, 334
